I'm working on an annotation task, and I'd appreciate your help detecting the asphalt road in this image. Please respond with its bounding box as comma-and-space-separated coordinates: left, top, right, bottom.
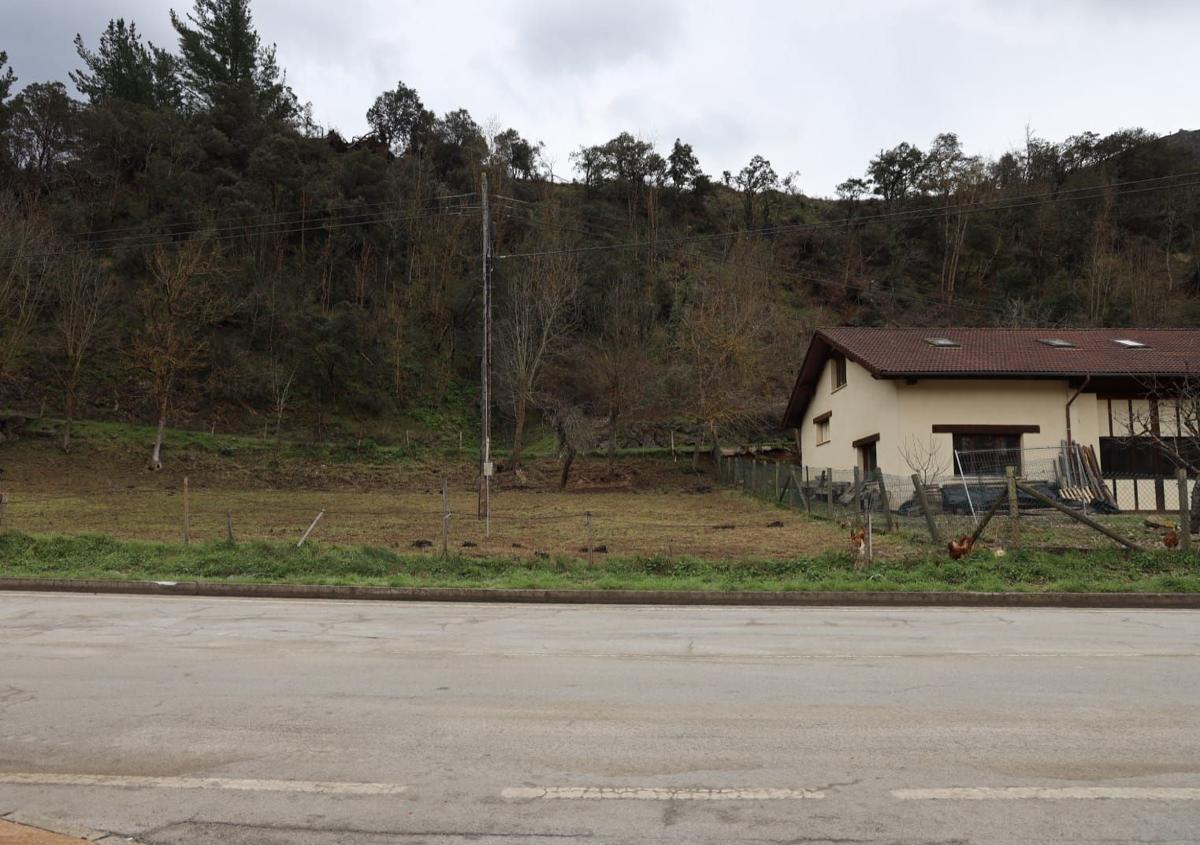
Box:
1, 593, 1199, 844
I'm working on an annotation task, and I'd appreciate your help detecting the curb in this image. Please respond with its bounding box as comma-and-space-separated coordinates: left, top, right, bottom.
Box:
1, 578, 1198, 609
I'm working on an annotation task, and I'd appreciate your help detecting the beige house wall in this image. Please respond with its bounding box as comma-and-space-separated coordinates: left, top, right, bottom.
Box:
798, 370, 1106, 478
799, 357, 901, 471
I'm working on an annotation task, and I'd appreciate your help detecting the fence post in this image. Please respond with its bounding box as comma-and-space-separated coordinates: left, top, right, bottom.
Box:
586, 511, 593, 565
297, 510, 324, 547
825, 467, 834, 520
774, 462, 780, 500
911, 473, 943, 545
873, 468, 896, 532
182, 475, 190, 545
0, 491, 7, 532
852, 466, 863, 516
1177, 469, 1191, 553
441, 477, 450, 558
804, 466, 812, 514
225, 510, 234, 544
1006, 466, 1020, 549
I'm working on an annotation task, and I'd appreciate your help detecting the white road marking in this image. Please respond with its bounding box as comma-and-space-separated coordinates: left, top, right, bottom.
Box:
893, 787, 1200, 801
502, 786, 823, 800
0, 772, 407, 795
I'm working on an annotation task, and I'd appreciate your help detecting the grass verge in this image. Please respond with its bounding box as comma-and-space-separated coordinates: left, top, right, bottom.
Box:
2, 532, 1198, 593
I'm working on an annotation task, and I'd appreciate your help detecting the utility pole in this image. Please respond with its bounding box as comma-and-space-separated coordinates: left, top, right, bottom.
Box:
478, 173, 493, 535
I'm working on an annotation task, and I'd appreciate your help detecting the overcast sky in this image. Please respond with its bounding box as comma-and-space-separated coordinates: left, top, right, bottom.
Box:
3, 0, 1197, 195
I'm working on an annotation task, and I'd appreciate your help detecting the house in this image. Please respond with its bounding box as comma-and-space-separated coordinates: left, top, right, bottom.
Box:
782, 328, 1200, 509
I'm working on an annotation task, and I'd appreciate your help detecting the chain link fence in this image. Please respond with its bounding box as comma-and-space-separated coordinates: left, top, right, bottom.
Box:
717, 446, 1195, 552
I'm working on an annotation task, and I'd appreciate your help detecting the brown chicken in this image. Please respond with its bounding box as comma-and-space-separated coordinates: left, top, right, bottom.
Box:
947, 535, 974, 560
1163, 530, 1180, 549
849, 527, 866, 555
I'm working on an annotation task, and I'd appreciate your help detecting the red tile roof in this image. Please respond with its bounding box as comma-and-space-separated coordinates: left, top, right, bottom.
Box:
782, 327, 1200, 427
819, 327, 1200, 377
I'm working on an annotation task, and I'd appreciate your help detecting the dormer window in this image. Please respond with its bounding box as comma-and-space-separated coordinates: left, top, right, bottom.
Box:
1112, 338, 1148, 349
1039, 338, 1077, 348
831, 353, 847, 391
925, 337, 960, 348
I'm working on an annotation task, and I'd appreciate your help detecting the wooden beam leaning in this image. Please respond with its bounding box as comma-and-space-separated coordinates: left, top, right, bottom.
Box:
873, 468, 896, 532
968, 490, 1009, 547
1015, 480, 1139, 550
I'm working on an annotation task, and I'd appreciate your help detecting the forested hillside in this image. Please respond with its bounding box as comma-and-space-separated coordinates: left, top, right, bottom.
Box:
2, 0, 1199, 465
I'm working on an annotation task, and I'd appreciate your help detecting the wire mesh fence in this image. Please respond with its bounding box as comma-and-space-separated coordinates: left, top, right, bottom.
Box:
717, 446, 1196, 553
0, 478, 866, 563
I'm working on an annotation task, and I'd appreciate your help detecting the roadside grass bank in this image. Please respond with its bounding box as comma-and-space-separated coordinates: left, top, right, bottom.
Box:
1, 532, 1198, 594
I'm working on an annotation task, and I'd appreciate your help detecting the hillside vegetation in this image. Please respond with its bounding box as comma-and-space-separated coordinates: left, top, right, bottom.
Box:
2, 0, 1199, 470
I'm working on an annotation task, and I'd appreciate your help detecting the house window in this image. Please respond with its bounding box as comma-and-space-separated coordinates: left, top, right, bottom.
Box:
952, 432, 1022, 476
831, 354, 847, 391
814, 412, 831, 445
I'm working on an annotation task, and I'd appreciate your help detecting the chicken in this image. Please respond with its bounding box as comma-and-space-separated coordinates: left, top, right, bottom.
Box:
1163, 530, 1180, 549
849, 527, 866, 557
849, 527, 868, 568
947, 535, 974, 560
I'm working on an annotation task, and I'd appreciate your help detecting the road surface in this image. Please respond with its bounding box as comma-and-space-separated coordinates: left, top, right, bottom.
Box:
1, 592, 1198, 844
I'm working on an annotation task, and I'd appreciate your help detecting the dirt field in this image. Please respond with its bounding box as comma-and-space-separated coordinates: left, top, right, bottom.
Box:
0, 424, 915, 561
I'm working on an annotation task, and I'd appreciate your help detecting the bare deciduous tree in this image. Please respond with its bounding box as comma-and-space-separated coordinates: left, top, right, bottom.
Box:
899, 433, 948, 486
54, 254, 109, 452
269, 359, 297, 445
0, 195, 51, 384
128, 240, 223, 471
579, 276, 669, 473
495, 212, 580, 472
674, 243, 784, 463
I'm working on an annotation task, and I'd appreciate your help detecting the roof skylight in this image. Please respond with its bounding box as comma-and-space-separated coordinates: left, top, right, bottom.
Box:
924, 337, 960, 348
1112, 338, 1149, 349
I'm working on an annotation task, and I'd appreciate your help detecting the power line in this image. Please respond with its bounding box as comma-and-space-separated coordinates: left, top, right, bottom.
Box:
494, 172, 1200, 259
64, 192, 478, 242
14, 204, 482, 260
491, 195, 1006, 316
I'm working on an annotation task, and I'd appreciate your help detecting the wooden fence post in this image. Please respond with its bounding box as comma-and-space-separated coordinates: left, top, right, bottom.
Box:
0, 491, 7, 532
774, 461, 780, 501
1006, 466, 1020, 549
825, 468, 834, 520
441, 477, 450, 558
297, 510, 324, 547
912, 473, 943, 545
873, 468, 896, 532
852, 466, 863, 516
804, 466, 812, 514
225, 510, 234, 544
182, 476, 190, 545
586, 511, 594, 565
1177, 469, 1191, 553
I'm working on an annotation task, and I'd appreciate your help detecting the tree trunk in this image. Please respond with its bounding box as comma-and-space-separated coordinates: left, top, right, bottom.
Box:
510, 392, 528, 472
559, 445, 576, 490
606, 406, 618, 475
62, 384, 76, 453
148, 398, 167, 471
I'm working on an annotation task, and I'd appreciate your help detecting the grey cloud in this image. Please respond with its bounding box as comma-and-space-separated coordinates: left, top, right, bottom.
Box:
513, 0, 675, 75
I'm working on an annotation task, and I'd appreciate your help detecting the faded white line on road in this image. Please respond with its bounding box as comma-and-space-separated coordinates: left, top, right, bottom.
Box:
893, 787, 1200, 801
502, 786, 822, 800
0, 772, 407, 795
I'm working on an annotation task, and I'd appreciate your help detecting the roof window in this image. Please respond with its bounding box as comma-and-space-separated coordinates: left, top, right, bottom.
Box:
924, 337, 960, 348
1038, 338, 1077, 348
1112, 338, 1149, 349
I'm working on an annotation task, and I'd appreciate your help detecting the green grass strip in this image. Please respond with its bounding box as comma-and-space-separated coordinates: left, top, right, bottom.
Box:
1, 532, 1198, 594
